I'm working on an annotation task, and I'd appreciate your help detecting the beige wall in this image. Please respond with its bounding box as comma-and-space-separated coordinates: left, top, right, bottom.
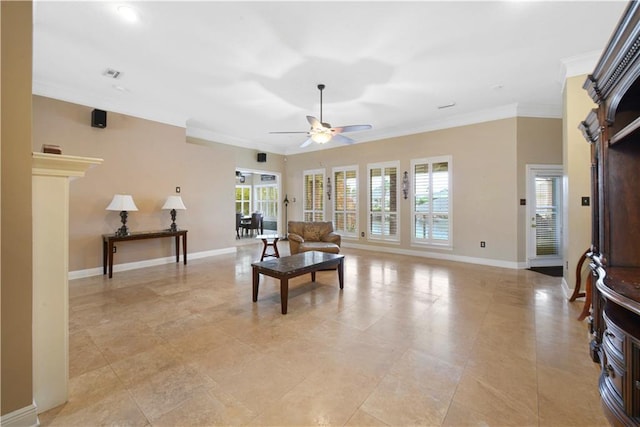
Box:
563, 75, 596, 291
33, 96, 284, 273
33, 95, 564, 271
516, 117, 563, 262
285, 117, 561, 266
1, 1, 34, 416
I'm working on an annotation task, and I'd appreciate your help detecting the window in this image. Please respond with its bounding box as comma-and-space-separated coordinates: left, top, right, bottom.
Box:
333, 166, 358, 237
368, 162, 399, 241
303, 169, 324, 221
411, 156, 452, 246
235, 185, 251, 215
254, 184, 278, 220
535, 176, 561, 256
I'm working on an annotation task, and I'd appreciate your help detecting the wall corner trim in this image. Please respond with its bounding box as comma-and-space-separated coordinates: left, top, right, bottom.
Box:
1, 403, 39, 427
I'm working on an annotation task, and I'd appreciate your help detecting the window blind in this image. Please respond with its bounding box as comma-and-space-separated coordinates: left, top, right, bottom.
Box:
303, 170, 324, 221
368, 162, 399, 240
411, 157, 451, 246
535, 177, 560, 256
333, 167, 358, 236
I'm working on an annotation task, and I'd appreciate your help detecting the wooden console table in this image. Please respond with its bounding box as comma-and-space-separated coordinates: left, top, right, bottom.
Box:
102, 229, 187, 278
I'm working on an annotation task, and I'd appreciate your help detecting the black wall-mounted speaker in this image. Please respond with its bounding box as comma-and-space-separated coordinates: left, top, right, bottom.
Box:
257, 152, 267, 162
91, 109, 107, 128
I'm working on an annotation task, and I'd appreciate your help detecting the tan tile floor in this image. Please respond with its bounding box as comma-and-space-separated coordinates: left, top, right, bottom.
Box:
40, 243, 607, 426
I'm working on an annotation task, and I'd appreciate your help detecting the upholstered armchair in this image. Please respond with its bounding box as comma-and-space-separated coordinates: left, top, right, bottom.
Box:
287, 221, 341, 255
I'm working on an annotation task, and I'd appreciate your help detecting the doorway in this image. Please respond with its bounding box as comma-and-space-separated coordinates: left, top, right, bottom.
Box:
235, 168, 282, 238
526, 165, 563, 267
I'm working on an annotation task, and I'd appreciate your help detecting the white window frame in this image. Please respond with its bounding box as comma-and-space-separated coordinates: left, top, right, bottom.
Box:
254, 183, 278, 221
367, 161, 400, 242
410, 155, 452, 248
332, 165, 358, 238
303, 168, 325, 221
235, 184, 252, 215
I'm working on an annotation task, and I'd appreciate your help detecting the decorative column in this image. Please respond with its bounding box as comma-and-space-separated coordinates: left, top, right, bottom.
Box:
32, 153, 102, 413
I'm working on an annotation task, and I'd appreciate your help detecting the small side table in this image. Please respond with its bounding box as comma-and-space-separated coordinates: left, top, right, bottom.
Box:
257, 234, 280, 261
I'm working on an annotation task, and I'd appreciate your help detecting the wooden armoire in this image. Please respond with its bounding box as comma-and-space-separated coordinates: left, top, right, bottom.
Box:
580, 2, 640, 425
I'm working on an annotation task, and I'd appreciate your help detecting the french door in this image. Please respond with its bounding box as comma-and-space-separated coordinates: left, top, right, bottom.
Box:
526, 165, 563, 267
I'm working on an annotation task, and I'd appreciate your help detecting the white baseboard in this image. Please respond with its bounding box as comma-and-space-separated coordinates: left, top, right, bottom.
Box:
69, 247, 237, 279
69, 243, 539, 280
341, 242, 524, 269
561, 277, 572, 299
1, 403, 39, 427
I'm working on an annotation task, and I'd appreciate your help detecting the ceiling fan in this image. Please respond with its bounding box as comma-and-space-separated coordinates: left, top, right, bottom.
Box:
270, 84, 372, 148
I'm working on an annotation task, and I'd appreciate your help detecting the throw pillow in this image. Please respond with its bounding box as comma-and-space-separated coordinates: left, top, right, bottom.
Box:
303, 224, 322, 241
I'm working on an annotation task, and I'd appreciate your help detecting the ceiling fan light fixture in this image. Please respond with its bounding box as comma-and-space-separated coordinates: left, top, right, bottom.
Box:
311, 130, 332, 144
270, 84, 371, 148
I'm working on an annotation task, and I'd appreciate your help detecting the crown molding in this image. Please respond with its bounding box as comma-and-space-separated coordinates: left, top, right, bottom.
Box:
558, 50, 602, 93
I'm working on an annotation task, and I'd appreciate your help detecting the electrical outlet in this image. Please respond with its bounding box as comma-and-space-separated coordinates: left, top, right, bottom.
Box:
480, 241, 486, 248
361, 232, 365, 238
112, 246, 117, 253
176, 186, 181, 193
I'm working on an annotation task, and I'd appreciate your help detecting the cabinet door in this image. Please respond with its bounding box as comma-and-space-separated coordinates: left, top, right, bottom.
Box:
631, 341, 640, 418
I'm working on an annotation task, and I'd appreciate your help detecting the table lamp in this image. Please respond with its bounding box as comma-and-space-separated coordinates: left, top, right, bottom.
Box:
162, 195, 186, 232
106, 194, 138, 236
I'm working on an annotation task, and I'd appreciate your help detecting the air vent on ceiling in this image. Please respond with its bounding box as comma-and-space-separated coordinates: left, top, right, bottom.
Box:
437, 102, 456, 110
103, 68, 122, 79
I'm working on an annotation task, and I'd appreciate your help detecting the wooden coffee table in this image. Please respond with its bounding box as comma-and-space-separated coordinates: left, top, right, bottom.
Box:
251, 251, 344, 314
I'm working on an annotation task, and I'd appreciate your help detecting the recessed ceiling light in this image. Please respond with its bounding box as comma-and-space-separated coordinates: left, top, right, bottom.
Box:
117, 5, 138, 23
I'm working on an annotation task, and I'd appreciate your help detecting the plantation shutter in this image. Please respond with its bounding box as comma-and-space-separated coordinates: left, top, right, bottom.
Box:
303, 170, 324, 221
411, 156, 451, 246
432, 162, 449, 242
368, 163, 399, 240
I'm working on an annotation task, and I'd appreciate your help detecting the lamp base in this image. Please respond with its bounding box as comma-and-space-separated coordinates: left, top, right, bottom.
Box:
113, 210, 131, 236
168, 209, 178, 232
115, 226, 130, 237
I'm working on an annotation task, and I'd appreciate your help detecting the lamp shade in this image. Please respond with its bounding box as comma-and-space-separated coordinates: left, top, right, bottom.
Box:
311, 130, 332, 144
106, 194, 138, 211
162, 195, 186, 210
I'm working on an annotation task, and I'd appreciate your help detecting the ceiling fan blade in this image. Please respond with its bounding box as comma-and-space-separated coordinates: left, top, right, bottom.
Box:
332, 134, 355, 144
332, 124, 372, 134
307, 116, 322, 129
300, 137, 314, 148
269, 131, 308, 134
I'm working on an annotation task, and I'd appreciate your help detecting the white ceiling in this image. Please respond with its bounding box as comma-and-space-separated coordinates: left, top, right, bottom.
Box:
33, 1, 627, 155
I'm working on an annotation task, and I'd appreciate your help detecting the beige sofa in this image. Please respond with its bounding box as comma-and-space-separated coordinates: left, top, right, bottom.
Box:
287, 221, 341, 255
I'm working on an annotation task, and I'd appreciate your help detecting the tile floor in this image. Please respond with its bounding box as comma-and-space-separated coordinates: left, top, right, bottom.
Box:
39, 242, 607, 426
